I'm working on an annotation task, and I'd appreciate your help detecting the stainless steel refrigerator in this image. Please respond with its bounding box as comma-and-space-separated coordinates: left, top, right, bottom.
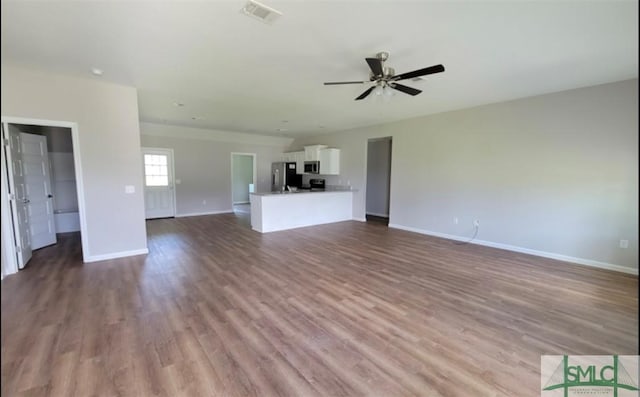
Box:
271, 162, 300, 192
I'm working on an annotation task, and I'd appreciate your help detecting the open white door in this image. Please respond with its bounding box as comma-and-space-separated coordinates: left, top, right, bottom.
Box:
142, 148, 175, 219
20, 133, 56, 250
3, 124, 32, 268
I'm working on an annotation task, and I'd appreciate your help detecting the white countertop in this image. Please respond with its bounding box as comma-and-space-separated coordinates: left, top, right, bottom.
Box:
250, 189, 355, 197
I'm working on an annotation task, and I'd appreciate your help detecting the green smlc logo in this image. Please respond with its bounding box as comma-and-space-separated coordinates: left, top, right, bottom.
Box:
543, 355, 638, 397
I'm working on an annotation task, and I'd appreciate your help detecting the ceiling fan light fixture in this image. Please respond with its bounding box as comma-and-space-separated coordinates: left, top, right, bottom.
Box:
373, 83, 384, 96
383, 84, 395, 97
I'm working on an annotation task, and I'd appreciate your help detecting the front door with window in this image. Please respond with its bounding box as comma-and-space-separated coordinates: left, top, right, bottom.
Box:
142, 148, 175, 219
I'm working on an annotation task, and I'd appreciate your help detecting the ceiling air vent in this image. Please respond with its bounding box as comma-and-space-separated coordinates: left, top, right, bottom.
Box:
241, 0, 282, 24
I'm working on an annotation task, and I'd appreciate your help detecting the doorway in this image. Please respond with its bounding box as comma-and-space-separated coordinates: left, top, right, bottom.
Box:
365, 137, 392, 225
1, 118, 87, 274
231, 153, 256, 215
142, 147, 176, 219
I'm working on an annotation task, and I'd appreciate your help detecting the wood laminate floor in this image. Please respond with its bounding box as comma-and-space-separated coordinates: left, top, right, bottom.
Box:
1, 215, 638, 396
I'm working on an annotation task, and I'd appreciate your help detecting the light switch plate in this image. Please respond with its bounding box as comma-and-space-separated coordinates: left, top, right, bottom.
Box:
125, 185, 135, 194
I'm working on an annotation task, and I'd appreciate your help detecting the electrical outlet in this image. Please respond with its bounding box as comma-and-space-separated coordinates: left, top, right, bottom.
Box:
619, 240, 629, 249
473, 219, 480, 227
453, 217, 458, 225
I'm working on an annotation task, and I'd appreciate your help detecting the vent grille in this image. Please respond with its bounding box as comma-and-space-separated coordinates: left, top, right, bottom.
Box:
241, 0, 282, 24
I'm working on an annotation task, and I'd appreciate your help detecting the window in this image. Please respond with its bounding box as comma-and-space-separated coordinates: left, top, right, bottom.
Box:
144, 154, 169, 186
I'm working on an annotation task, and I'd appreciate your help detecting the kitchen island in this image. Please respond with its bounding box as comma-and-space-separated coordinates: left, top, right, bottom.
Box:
250, 190, 354, 233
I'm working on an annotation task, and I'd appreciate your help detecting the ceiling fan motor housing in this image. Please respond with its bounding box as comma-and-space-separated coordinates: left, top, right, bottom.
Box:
370, 67, 395, 81
376, 51, 389, 61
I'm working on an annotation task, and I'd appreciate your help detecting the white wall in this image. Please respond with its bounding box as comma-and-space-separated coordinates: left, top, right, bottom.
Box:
140, 122, 292, 216
1, 64, 148, 261
290, 79, 638, 271
366, 137, 392, 217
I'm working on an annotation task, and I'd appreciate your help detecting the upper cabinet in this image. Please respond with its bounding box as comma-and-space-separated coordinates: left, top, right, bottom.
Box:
282, 151, 305, 174
293, 151, 305, 175
304, 145, 328, 161
282, 152, 295, 162
284, 145, 340, 175
319, 148, 340, 175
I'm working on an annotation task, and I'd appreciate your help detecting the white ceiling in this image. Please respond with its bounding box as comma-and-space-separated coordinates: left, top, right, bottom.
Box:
1, 0, 638, 138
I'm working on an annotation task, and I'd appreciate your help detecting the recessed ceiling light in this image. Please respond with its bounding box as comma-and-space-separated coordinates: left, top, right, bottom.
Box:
173, 102, 185, 107
91, 68, 103, 76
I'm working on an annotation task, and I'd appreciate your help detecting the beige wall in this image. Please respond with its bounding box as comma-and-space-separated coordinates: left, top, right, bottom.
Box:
1, 64, 147, 260
291, 79, 638, 271
140, 122, 291, 216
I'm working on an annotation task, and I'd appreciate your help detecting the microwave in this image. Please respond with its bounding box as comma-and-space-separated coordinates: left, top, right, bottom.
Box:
304, 161, 320, 174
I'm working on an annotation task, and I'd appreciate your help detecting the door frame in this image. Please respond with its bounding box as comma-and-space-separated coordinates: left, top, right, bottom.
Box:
1, 116, 89, 276
364, 136, 393, 222
141, 147, 176, 219
230, 152, 257, 205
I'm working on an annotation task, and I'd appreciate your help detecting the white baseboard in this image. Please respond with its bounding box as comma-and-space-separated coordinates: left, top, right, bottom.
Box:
366, 212, 389, 218
352, 217, 367, 222
84, 248, 149, 263
176, 210, 234, 218
388, 223, 638, 275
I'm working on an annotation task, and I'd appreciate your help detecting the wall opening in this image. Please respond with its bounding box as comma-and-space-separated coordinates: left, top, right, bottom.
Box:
2, 121, 83, 272
231, 153, 256, 216
365, 137, 392, 225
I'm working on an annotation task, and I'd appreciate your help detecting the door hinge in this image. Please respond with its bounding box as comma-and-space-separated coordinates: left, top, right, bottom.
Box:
8, 193, 15, 201
2, 138, 8, 146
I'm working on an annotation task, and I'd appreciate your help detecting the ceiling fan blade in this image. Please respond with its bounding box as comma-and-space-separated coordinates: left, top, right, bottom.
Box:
355, 86, 375, 101
390, 83, 422, 96
365, 58, 384, 77
392, 64, 445, 81
324, 81, 366, 85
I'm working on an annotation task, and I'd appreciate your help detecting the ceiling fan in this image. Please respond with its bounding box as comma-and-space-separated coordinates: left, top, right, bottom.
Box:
324, 52, 445, 101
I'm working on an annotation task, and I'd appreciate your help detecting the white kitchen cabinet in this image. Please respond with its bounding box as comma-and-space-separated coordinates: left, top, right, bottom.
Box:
281, 152, 294, 162
319, 148, 340, 175
304, 145, 328, 161
294, 151, 305, 174
282, 151, 305, 174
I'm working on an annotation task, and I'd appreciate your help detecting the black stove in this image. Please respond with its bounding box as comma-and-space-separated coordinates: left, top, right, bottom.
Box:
301, 178, 326, 191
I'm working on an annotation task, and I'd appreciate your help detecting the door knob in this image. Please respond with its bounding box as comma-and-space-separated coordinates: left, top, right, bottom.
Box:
22, 198, 30, 204
47, 194, 53, 198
